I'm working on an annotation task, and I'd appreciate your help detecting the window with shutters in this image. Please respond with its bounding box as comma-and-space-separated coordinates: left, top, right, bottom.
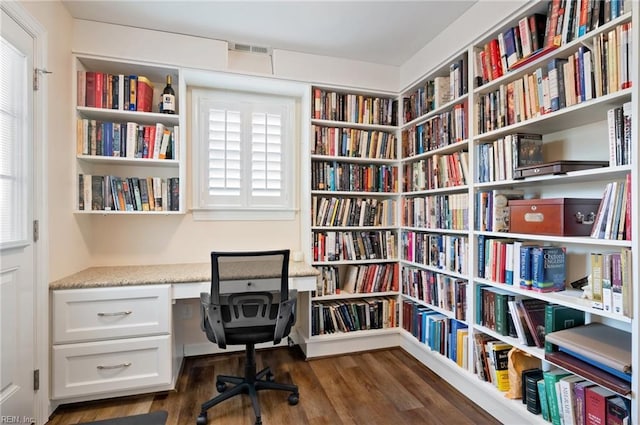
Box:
192, 88, 295, 220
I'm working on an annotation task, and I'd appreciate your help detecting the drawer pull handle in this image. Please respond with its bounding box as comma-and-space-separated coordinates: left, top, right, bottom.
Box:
97, 362, 132, 370
97, 311, 132, 317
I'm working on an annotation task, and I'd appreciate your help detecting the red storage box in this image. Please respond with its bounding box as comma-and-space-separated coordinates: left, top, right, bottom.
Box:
508, 198, 601, 236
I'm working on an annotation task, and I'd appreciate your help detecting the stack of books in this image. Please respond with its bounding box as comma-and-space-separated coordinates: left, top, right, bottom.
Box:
545, 323, 632, 395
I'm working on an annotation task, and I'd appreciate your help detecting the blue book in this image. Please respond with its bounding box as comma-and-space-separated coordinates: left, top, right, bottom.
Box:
558, 346, 632, 382
503, 27, 518, 68
102, 122, 113, 156
519, 245, 533, 289
532, 247, 566, 292
477, 234, 485, 278
449, 320, 468, 362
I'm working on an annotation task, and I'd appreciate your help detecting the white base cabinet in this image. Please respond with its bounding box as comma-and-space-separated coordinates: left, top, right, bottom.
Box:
50, 285, 173, 401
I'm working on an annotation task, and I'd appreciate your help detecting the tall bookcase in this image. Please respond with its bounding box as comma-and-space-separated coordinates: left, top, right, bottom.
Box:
399, 2, 638, 423
298, 86, 403, 358
73, 55, 186, 214
301, 2, 638, 423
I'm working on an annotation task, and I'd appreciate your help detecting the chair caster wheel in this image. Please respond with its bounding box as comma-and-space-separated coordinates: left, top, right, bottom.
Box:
255, 417, 262, 425
216, 381, 227, 393
266, 371, 275, 382
288, 393, 299, 405
196, 413, 208, 424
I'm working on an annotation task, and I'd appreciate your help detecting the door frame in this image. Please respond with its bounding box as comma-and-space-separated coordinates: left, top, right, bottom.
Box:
1, 2, 48, 424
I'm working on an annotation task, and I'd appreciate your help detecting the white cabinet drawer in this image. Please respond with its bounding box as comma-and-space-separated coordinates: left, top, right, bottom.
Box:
51, 335, 171, 399
52, 285, 171, 344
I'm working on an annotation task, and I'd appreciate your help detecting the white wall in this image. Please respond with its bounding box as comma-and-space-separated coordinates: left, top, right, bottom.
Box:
400, 0, 530, 91
21, 1, 92, 281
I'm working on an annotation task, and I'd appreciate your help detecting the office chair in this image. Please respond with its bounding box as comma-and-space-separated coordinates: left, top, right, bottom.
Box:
197, 250, 299, 425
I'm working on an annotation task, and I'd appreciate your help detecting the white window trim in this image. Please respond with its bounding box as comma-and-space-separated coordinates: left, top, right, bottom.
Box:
191, 80, 300, 221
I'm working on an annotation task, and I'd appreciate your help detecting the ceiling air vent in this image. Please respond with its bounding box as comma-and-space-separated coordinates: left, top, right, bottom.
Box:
230, 42, 271, 55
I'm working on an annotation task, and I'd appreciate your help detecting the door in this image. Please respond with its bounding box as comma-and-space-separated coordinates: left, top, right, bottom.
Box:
0, 7, 36, 424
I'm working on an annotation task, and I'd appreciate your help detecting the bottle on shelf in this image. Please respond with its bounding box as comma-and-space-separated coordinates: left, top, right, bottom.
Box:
160, 75, 176, 114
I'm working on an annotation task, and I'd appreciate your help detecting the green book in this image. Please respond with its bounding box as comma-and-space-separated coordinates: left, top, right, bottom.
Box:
544, 304, 585, 353
491, 288, 511, 336
537, 378, 550, 422
543, 369, 571, 425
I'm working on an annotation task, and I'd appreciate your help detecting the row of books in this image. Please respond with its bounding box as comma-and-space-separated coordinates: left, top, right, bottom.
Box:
401, 267, 467, 321
402, 150, 469, 191
311, 196, 396, 228
475, 0, 628, 85
76, 120, 178, 160
77, 71, 156, 113
590, 175, 631, 241
533, 368, 630, 424
402, 57, 468, 123
478, 23, 631, 135
476, 133, 543, 183
473, 333, 514, 392
314, 263, 398, 297
400, 193, 469, 231
311, 230, 397, 262
402, 301, 468, 366
478, 237, 567, 293
476, 12, 546, 84
78, 174, 179, 212
475, 189, 525, 232
607, 103, 632, 167
400, 105, 467, 158
589, 249, 632, 317
310, 297, 398, 335
312, 88, 398, 126
310, 125, 397, 159
311, 160, 397, 192
401, 231, 468, 275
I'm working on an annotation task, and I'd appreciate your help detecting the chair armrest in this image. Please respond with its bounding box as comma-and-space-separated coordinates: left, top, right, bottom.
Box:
200, 292, 227, 349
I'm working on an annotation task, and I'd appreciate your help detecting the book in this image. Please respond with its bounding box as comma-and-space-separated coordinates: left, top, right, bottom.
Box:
508, 299, 535, 346
531, 246, 566, 293
487, 341, 512, 392
585, 386, 616, 425
545, 323, 631, 374
545, 351, 632, 396
558, 375, 585, 425
519, 298, 547, 348
606, 396, 631, 425
537, 379, 551, 422
543, 369, 572, 425
544, 304, 585, 353
574, 381, 596, 425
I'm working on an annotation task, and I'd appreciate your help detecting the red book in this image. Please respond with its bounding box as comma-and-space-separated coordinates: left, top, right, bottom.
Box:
585, 386, 615, 425
136, 76, 154, 113
94, 72, 103, 109
85, 71, 96, 107
489, 38, 503, 80
545, 0, 562, 48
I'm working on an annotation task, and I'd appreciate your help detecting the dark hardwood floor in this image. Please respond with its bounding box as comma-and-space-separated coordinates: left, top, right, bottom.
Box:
46, 347, 501, 425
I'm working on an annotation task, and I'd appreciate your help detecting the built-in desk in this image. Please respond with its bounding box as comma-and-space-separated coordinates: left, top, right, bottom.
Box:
49, 262, 319, 404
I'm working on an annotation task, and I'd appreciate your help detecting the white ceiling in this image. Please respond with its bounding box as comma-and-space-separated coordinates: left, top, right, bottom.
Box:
61, 1, 478, 66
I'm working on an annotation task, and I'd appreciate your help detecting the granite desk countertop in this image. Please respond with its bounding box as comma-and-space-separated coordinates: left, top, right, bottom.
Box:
50, 261, 320, 290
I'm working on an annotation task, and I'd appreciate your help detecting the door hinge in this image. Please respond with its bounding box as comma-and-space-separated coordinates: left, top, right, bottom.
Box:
33, 369, 40, 391
33, 68, 52, 91
33, 220, 39, 242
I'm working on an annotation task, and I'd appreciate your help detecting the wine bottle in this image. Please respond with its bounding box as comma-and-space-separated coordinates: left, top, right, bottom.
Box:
161, 75, 176, 114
